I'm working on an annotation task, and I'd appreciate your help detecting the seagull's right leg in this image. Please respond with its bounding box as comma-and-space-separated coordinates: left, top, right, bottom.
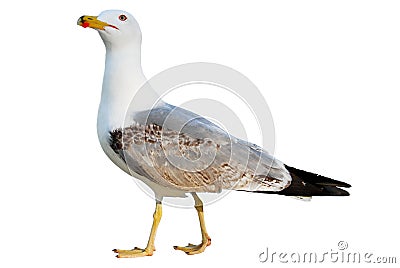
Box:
174, 193, 211, 255
113, 200, 162, 258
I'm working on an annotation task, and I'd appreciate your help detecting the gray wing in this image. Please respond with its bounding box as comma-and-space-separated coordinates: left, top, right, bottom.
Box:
110, 103, 291, 193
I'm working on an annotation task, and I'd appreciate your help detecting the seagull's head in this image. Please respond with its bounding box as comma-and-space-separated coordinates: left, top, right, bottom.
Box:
78, 10, 141, 48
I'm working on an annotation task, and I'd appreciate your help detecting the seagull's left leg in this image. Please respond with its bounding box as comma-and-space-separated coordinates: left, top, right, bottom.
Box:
113, 199, 162, 258
174, 193, 211, 255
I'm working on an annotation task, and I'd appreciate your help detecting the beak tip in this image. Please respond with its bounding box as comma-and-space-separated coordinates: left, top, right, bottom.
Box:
77, 15, 84, 26
77, 15, 91, 28
77, 15, 109, 30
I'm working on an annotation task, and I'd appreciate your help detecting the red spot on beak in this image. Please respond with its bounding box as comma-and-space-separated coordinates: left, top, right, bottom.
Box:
82, 22, 90, 28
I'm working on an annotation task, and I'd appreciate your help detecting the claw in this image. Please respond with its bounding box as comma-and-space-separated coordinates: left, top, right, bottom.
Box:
173, 238, 210, 255
113, 247, 154, 258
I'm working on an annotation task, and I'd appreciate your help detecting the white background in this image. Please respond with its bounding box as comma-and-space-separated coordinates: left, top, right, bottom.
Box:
1, 0, 399, 267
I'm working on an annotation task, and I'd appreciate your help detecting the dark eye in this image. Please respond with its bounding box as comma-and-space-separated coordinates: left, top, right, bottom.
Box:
119, 14, 127, 21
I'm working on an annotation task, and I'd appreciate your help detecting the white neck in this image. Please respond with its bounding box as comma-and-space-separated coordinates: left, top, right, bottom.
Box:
97, 43, 153, 138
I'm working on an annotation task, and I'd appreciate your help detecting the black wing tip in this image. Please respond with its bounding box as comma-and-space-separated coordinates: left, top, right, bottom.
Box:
237, 189, 351, 196
237, 165, 351, 197
284, 165, 351, 188
317, 181, 352, 188
319, 185, 350, 196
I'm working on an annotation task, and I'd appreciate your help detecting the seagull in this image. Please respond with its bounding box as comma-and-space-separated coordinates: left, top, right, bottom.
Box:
77, 10, 351, 258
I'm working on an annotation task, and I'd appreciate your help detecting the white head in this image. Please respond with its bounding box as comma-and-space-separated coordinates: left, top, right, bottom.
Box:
78, 10, 141, 49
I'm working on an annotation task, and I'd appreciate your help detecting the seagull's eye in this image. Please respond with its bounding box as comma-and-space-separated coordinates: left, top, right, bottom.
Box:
119, 15, 127, 21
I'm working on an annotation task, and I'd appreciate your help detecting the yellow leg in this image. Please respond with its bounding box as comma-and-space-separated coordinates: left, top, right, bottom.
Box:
113, 200, 162, 258
174, 193, 211, 255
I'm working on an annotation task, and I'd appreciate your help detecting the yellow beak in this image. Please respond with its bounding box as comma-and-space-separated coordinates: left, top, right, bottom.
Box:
77, 15, 118, 30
